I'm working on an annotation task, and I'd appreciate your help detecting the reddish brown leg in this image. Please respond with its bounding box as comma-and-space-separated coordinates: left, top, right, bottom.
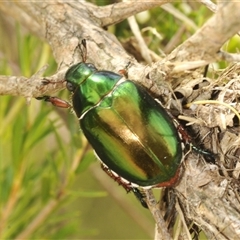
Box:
101, 164, 148, 208
36, 96, 71, 108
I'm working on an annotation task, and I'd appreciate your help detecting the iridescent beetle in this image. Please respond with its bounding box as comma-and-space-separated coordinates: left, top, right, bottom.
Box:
39, 40, 213, 208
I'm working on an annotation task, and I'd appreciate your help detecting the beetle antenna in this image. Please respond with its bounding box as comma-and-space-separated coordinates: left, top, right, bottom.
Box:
79, 39, 87, 62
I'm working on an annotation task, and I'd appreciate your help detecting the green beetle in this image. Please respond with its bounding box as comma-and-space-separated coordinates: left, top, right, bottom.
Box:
39, 41, 186, 207
65, 62, 183, 191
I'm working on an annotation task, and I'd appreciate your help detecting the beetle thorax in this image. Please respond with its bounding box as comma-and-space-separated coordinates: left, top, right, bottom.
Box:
65, 62, 97, 85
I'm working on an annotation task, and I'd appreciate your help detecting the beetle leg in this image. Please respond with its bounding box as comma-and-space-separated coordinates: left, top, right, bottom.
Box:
78, 39, 87, 62
101, 164, 132, 192
101, 164, 148, 208
176, 124, 191, 144
131, 188, 148, 208
118, 61, 131, 78
191, 145, 216, 164
176, 124, 215, 163
36, 96, 71, 108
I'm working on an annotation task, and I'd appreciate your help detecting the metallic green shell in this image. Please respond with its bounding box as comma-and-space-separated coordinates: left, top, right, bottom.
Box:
66, 63, 182, 187
66, 63, 183, 186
